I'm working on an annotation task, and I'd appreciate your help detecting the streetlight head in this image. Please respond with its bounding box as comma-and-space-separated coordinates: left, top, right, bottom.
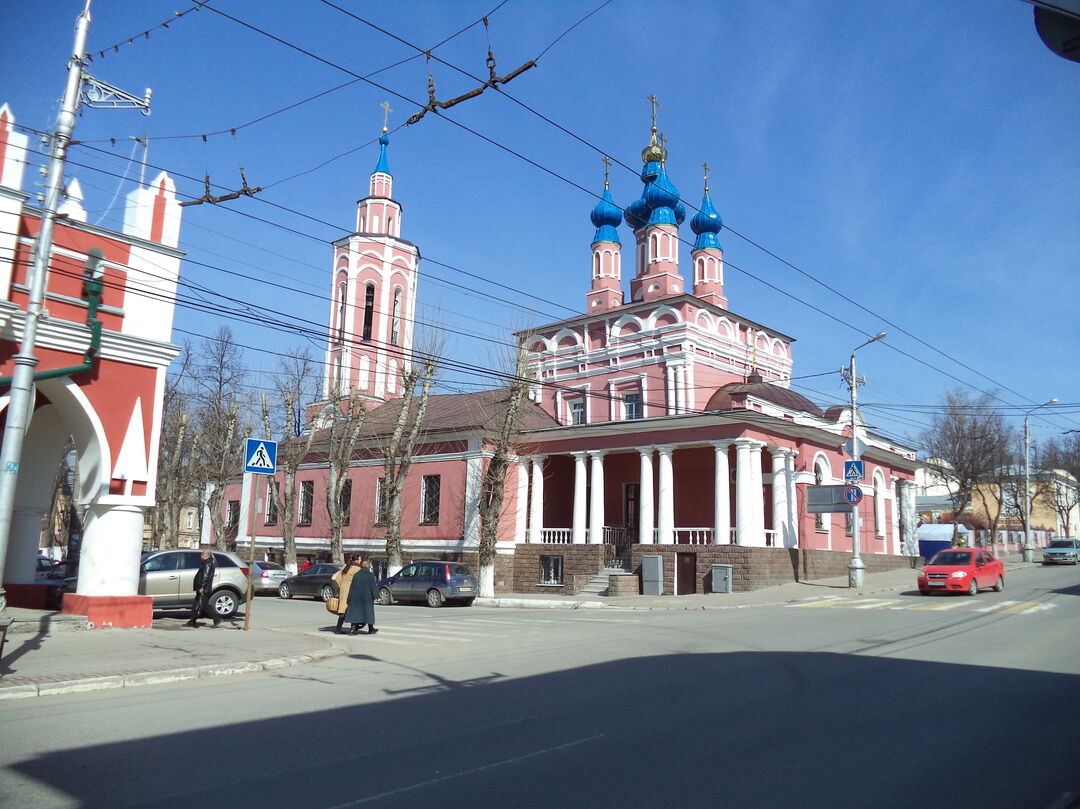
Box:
871, 332, 887, 342
1048, 397, 1058, 405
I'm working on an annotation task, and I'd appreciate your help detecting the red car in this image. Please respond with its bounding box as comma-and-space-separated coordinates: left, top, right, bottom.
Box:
918, 548, 1005, 595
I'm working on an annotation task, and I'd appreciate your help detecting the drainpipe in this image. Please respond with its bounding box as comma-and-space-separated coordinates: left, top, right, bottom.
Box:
0, 247, 106, 388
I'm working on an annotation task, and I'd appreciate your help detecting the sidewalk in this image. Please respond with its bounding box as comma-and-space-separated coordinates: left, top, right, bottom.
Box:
0, 562, 1009, 701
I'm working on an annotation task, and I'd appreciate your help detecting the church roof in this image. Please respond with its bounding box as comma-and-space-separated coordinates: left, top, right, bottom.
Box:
705, 373, 824, 417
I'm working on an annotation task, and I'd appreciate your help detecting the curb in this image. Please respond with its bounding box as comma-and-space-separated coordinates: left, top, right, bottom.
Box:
0, 646, 344, 701
475, 598, 606, 610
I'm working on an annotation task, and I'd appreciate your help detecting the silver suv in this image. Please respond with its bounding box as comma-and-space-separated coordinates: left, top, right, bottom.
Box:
140, 549, 249, 618
1042, 538, 1080, 565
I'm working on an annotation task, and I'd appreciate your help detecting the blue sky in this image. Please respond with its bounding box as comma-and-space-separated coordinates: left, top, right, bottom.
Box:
3, 0, 1078, 450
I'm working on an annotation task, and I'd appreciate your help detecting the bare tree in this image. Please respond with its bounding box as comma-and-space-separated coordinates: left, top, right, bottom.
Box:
189, 327, 250, 550
972, 434, 1017, 550
476, 342, 531, 597
260, 348, 319, 572
153, 349, 199, 549
1001, 434, 1056, 538
381, 353, 438, 574
921, 389, 1010, 541
1041, 433, 1080, 537
321, 388, 366, 565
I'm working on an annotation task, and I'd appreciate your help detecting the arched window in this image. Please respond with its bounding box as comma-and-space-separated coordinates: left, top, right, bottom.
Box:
390, 288, 402, 346
336, 280, 347, 343
362, 283, 375, 341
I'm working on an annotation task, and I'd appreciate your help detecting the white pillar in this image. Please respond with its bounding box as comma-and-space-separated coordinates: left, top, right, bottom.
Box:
657, 444, 675, 544
572, 452, 588, 544
638, 447, 655, 545
770, 447, 788, 549
712, 440, 731, 544
77, 503, 145, 596
588, 451, 606, 543
528, 456, 545, 543
665, 364, 675, 415
748, 441, 766, 546
734, 438, 753, 546
515, 459, 528, 543
785, 450, 799, 548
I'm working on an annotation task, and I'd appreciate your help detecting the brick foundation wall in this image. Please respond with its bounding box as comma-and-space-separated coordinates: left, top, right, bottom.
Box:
629, 546, 913, 595
511, 545, 607, 594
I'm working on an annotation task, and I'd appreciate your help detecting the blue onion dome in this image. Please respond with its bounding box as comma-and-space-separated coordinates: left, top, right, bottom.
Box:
643, 164, 681, 212
373, 131, 391, 175
647, 205, 677, 226
591, 186, 623, 244
673, 199, 686, 226
625, 196, 650, 230
691, 188, 723, 250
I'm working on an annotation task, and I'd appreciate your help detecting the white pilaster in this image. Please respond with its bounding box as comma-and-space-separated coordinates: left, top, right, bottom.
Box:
588, 451, 605, 543
770, 447, 789, 549
657, 444, 674, 544
638, 447, 655, 544
734, 438, 753, 546
77, 504, 145, 596
665, 365, 675, 415
748, 441, 766, 546
785, 450, 799, 548
572, 452, 588, 544
515, 459, 528, 543
712, 440, 731, 544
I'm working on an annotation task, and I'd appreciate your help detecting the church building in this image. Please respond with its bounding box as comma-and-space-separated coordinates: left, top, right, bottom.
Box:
228, 114, 920, 596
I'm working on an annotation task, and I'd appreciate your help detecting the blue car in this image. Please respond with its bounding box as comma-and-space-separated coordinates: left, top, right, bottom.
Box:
378, 560, 478, 607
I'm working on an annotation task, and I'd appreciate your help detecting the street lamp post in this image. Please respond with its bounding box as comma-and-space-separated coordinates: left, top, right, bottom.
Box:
1023, 397, 1058, 563
843, 332, 886, 589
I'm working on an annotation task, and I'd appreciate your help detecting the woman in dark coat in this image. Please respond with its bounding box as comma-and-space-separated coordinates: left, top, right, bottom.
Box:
343, 560, 380, 635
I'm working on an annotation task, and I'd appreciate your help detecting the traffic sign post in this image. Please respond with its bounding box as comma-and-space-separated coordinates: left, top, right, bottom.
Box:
242, 439, 277, 631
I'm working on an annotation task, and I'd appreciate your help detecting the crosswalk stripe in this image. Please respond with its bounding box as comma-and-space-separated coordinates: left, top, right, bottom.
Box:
788, 598, 844, 608
910, 602, 967, 611
974, 600, 1020, 613
1020, 603, 1056, 614
851, 599, 900, 609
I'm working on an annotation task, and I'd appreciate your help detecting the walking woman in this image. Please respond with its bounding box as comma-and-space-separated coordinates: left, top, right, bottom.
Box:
330, 556, 361, 635
343, 559, 380, 635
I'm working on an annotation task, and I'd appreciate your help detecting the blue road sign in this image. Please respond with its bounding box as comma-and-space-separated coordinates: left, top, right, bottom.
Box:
843, 485, 863, 505
844, 460, 865, 482
244, 438, 277, 474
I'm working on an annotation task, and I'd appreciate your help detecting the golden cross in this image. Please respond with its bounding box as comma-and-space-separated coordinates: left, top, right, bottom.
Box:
380, 100, 393, 132
646, 93, 660, 130
602, 155, 611, 187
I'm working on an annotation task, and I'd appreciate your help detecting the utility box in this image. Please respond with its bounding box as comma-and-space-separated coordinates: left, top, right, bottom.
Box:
642, 555, 663, 596
710, 564, 733, 594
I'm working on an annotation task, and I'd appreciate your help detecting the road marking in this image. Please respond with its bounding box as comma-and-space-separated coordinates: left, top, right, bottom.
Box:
909, 601, 968, 611
851, 599, 900, 609
788, 598, 845, 608
974, 600, 1021, 613
1020, 603, 1057, 614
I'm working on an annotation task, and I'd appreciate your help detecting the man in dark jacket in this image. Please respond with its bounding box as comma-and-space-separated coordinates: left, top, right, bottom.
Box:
186, 550, 219, 627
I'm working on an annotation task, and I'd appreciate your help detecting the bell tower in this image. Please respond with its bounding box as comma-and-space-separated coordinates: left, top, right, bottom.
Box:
324, 104, 419, 402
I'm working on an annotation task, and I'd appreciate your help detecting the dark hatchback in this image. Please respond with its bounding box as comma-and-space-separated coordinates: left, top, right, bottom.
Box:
378, 560, 478, 607
278, 563, 342, 601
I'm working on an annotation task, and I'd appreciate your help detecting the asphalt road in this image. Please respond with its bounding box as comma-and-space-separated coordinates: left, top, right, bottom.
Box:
2, 564, 1079, 809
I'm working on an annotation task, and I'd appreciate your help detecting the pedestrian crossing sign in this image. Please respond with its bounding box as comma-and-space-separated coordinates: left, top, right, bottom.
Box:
244, 439, 277, 474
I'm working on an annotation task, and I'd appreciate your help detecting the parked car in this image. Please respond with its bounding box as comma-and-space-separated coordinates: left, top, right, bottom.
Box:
1042, 538, 1080, 565
139, 549, 249, 618
35, 555, 63, 581
378, 560, 478, 607
917, 548, 1005, 595
278, 563, 341, 601
250, 560, 290, 594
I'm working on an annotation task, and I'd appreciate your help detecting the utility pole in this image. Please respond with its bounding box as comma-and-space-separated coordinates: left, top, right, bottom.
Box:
0, 1, 150, 630
841, 332, 886, 589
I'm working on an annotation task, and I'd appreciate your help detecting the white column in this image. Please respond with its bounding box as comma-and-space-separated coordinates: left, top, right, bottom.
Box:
785, 450, 799, 548
734, 438, 753, 546
674, 364, 684, 414
640, 374, 649, 419
770, 447, 789, 549
657, 444, 675, 544
748, 441, 766, 546
665, 364, 675, 415
77, 504, 145, 596
588, 451, 606, 543
889, 475, 901, 556
608, 380, 616, 422
515, 459, 528, 543
572, 452, 588, 544
685, 362, 696, 413
638, 447, 655, 544
712, 440, 731, 544
528, 456, 545, 543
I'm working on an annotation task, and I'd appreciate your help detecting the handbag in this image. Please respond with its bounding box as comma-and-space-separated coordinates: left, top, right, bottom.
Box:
325, 596, 340, 614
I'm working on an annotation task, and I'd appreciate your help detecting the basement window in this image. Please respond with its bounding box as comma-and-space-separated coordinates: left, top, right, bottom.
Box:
539, 554, 564, 585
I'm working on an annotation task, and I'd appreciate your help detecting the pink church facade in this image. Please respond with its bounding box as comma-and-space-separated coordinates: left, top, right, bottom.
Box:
0, 104, 185, 624
226, 119, 919, 596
